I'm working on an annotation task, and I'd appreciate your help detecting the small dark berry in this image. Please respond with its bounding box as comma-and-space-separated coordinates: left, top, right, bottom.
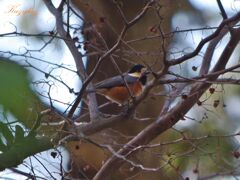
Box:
182, 94, 188, 100
209, 88, 215, 94
192, 66, 197, 71
213, 100, 220, 108
51, 151, 57, 158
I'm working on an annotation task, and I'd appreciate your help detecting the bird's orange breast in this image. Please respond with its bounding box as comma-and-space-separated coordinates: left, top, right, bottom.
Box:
98, 82, 143, 105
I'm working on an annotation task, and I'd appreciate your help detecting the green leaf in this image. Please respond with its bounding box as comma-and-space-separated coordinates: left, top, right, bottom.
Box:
0, 123, 53, 171
0, 134, 53, 171
0, 122, 14, 147
0, 59, 55, 171
0, 138, 7, 152
14, 125, 25, 143
0, 58, 40, 126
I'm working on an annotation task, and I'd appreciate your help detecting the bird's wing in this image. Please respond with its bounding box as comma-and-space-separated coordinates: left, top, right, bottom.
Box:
95, 74, 138, 89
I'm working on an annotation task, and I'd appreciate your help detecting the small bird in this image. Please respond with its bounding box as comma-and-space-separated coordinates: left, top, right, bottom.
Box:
88, 64, 149, 106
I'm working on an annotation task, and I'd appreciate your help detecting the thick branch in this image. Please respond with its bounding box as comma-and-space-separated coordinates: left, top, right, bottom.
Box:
199, 24, 227, 75
42, 0, 85, 78
42, 0, 99, 119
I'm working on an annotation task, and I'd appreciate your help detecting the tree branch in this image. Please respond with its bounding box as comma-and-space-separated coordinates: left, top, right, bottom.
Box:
67, 0, 155, 119
168, 12, 240, 66
42, 0, 99, 119
93, 27, 240, 180
216, 0, 228, 19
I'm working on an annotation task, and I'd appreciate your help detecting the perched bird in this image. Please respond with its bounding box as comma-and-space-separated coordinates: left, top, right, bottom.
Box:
88, 64, 149, 106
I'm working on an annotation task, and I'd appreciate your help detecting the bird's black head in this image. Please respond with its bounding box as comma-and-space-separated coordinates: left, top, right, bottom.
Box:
128, 64, 145, 74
